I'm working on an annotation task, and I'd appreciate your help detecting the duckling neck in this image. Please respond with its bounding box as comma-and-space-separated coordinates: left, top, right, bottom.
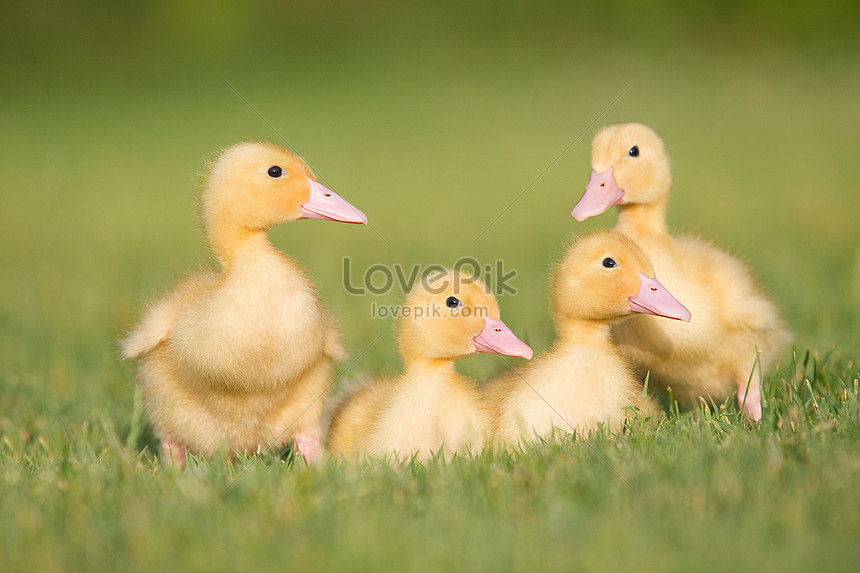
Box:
554, 319, 613, 349
616, 202, 668, 238
206, 225, 276, 270
402, 357, 458, 378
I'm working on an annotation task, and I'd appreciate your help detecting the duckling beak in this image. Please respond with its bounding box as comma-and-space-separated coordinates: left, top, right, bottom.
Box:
300, 179, 368, 224
629, 273, 692, 322
571, 168, 624, 221
472, 317, 534, 359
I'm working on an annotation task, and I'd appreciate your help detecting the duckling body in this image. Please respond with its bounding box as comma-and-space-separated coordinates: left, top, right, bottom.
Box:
332, 365, 491, 461
487, 232, 689, 445
122, 142, 367, 463
327, 271, 532, 462
572, 123, 791, 419
324, 378, 389, 455
487, 328, 642, 444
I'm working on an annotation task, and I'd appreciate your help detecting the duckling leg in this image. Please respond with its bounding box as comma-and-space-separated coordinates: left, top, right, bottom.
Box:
293, 434, 321, 463
738, 381, 762, 421
738, 358, 762, 421
161, 439, 186, 467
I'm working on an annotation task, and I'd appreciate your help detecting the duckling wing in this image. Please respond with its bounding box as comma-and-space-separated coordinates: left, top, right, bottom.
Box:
674, 236, 791, 340
120, 271, 218, 359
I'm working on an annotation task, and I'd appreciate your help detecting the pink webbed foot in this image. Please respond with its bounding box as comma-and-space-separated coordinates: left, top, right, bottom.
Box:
161, 439, 186, 467
738, 383, 762, 422
293, 434, 321, 464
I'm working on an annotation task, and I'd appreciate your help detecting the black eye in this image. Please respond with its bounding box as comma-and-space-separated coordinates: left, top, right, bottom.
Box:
602, 257, 617, 268
446, 296, 461, 308
267, 165, 283, 178
628, 146, 639, 157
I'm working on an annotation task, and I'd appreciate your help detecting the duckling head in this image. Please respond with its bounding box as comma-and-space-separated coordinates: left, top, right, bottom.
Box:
397, 269, 533, 365
202, 142, 367, 240
572, 123, 671, 221
551, 231, 691, 326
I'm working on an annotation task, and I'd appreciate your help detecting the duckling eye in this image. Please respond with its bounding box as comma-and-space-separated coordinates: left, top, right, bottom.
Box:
445, 296, 462, 308
602, 257, 618, 268
267, 165, 284, 178
628, 146, 639, 157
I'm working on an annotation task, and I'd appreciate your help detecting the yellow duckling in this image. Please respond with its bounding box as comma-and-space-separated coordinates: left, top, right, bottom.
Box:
486, 231, 690, 446
121, 142, 367, 465
326, 270, 532, 462
572, 123, 792, 419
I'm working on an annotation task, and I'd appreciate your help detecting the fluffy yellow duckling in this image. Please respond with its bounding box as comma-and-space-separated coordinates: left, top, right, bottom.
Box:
326, 270, 532, 462
121, 142, 367, 465
486, 231, 690, 446
572, 123, 792, 419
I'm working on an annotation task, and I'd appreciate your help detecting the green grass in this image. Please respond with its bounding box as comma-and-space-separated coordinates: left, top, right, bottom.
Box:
2, 2, 859, 572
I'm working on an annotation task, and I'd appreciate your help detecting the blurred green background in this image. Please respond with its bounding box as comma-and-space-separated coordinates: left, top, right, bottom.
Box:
3, 1, 857, 381
1, 1, 859, 571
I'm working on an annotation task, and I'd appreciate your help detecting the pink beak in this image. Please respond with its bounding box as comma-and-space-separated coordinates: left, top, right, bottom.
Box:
571, 168, 624, 221
473, 317, 534, 359
629, 273, 692, 322
300, 178, 368, 224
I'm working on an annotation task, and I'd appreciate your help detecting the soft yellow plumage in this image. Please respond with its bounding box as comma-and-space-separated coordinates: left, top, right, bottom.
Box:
573, 123, 792, 419
486, 231, 686, 446
122, 142, 366, 464
327, 270, 531, 462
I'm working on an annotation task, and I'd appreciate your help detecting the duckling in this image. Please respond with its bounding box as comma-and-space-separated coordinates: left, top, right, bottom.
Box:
486, 231, 690, 446
326, 270, 532, 462
121, 142, 367, 465
571, 123, 792, 420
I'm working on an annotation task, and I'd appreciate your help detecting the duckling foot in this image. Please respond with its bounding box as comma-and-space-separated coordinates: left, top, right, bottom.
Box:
161, 439, 186, 467
293, 434, 321, 464
738, 383, 762, 422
